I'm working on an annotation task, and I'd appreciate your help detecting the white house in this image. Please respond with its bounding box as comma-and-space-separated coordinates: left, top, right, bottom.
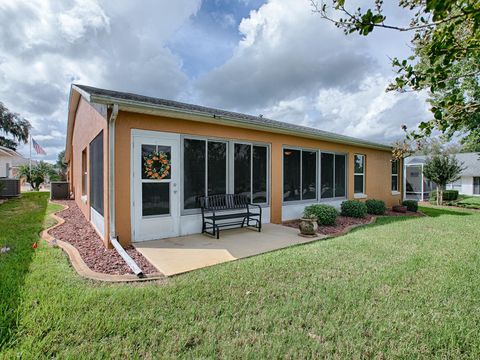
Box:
0, 145, 28, 178
404, 152, 480, 200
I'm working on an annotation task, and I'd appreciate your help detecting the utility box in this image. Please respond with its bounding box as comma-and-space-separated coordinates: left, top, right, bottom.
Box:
51, 181, 69, 200
0, 179, 21, 198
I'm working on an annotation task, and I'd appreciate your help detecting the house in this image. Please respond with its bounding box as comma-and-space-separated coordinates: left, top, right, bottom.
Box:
65, 84, 403, 248
0, 145, 28, 178
404, 153, 480, 201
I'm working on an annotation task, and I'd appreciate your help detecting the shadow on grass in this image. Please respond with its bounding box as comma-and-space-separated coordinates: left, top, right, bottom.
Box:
0, 193, 49, 349
419, 206, 472, 218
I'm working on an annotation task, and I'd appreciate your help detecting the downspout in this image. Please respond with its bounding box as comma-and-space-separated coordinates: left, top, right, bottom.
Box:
108, 104, 143, 277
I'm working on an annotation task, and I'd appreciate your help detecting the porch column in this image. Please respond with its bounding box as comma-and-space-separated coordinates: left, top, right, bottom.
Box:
270, 142, 283, 224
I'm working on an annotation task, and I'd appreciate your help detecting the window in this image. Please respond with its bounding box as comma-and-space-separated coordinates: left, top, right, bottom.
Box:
89, 131, 104, 215
234, 143, 251, 199
321, 152, 346, 199
283, 148, 317, 202
81, 148, 87, 196
354, 154, 365, 194
474, 177, 480, 195
183, 139, 227, 209
253, 146, 268, 203
391, 159, 399, 191
234, 143, 268, 204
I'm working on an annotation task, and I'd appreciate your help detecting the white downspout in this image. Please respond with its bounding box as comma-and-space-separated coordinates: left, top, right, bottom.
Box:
108, 104, 143, 277
108, 104, 119, 242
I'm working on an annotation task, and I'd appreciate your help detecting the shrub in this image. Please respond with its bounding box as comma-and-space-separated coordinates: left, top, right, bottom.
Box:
402, 200, 418, 212
443, 190, 459, 201
365, 199, 386, 215
303, 204, 338, 226
340, 200, 367, 218
430, 189, 458, 203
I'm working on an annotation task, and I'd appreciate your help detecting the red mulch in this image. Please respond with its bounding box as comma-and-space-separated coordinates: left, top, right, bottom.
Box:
283, 210, 422, 236
50, 200, 159, 275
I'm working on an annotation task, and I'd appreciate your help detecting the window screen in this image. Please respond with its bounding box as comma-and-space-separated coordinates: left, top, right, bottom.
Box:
89, 131, 104, 215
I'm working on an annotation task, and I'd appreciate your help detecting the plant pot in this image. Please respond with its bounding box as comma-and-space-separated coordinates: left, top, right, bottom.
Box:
299, 218, 318, 236
392, 205, 407, 213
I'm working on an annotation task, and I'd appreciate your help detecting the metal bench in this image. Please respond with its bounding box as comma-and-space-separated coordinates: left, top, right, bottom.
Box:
200, 194, 262, 239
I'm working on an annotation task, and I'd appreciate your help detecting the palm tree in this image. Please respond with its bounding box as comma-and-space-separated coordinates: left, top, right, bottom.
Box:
0, 102, 31, 150
17, 162, 58, 191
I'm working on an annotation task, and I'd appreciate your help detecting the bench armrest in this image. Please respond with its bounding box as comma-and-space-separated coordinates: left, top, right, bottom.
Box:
247, 203, 262, 216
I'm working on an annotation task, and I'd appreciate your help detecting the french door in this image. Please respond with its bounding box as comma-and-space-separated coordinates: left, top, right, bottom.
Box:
132, 130, 180, 242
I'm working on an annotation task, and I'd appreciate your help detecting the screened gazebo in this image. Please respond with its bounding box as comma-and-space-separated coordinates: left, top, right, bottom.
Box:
403, 156, 435, 201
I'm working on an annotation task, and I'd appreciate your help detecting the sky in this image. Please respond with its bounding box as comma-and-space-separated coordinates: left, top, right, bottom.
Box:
0, 0, 431, 162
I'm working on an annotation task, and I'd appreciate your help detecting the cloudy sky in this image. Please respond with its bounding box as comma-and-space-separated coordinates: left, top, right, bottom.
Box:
0, 0, 430, 162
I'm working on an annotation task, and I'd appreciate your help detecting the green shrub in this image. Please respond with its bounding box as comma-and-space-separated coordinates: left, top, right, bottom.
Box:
365, 199, 386, 215
303, 204, 338, 226
430, 189, 458, 203
340, 200, 367, 218
402, 200, 418, 212
443, 190, 459, 201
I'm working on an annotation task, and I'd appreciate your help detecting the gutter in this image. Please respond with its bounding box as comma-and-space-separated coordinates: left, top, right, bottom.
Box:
108, 104, 143, 277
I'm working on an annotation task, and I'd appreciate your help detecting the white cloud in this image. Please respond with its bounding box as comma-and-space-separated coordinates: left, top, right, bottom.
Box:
0, 0, 200, 161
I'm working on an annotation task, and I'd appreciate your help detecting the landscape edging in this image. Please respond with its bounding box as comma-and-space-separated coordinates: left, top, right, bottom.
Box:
41, 201, 166, 283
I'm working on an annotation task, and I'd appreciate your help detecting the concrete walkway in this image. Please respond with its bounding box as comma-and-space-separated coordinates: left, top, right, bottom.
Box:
133, 224, 325, 276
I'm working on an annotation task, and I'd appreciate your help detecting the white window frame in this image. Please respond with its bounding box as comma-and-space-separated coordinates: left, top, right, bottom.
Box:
391, 159, 399, 192
354, 154, 365, 195
181, 136, 270, 215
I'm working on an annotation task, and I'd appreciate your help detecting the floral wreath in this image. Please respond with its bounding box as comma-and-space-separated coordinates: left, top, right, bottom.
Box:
144, 151, 171, 179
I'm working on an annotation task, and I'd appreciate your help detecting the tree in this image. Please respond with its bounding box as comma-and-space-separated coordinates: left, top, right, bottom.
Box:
17, 162, 58, 191
55, 150, 68, 180
0, 102, 31, 150
313, 0, 480, 144
422, 154, 464, 205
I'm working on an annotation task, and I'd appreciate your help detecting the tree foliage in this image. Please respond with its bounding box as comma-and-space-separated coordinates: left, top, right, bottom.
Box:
0, 102, 31, 150
55, 150, 68, 181
17, 162, 58, 191
313, 0, 480, 144
422, 154, 464, 205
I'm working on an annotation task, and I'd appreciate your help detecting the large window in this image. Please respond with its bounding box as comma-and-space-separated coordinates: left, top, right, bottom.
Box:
183, 139, 268, 209
89, 131, 103, 215
321, 152, 346, 199
354, 154, 365, 194
234, 143, 268, 203
391, 159, 399, 191
283, 148, 317, 202
474, 177, 480, 195
183, 139, 227, 209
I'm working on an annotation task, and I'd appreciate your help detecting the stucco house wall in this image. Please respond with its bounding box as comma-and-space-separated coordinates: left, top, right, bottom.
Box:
68, 98, 109, 245
113, 110, 402, 246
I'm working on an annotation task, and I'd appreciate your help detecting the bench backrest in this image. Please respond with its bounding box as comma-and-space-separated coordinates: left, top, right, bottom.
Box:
200, 194, 250, 211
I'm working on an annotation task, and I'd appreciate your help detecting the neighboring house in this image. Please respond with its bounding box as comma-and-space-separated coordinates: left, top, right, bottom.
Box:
404, 153, 480, 201
65, 84, 403, 248
0, 145, 28, 178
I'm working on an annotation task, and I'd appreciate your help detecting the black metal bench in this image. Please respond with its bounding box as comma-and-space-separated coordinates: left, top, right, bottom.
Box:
200, 194, 262, 239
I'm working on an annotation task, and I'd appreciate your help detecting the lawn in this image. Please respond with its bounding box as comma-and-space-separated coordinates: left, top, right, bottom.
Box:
456, 195, 480, 209
1, 193, 480, 358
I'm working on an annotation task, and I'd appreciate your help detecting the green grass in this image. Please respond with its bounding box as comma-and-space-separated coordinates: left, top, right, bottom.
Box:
456, 195, 480, 209
1, 194, 480, 358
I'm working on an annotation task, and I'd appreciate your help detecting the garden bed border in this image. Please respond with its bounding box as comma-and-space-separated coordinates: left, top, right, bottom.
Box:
41, 201, 166, 283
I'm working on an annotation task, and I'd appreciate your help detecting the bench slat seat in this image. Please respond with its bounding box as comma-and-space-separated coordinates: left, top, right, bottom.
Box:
200, 194, 262, 239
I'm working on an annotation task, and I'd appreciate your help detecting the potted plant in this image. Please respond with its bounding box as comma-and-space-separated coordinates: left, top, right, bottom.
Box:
298, 213, 318, 236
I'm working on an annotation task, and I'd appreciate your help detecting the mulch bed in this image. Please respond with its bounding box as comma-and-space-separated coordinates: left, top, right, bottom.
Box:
50, 200, 159, 275
283, 210, 422, 236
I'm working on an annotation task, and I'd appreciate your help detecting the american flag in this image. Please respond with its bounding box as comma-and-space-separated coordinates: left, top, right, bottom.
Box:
32, 138, 47, 155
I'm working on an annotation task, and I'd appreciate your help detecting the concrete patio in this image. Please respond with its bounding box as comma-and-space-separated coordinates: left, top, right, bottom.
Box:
133, 224, 325, 276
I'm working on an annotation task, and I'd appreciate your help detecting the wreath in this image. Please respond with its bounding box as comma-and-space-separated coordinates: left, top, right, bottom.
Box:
143, 151, 171, 179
